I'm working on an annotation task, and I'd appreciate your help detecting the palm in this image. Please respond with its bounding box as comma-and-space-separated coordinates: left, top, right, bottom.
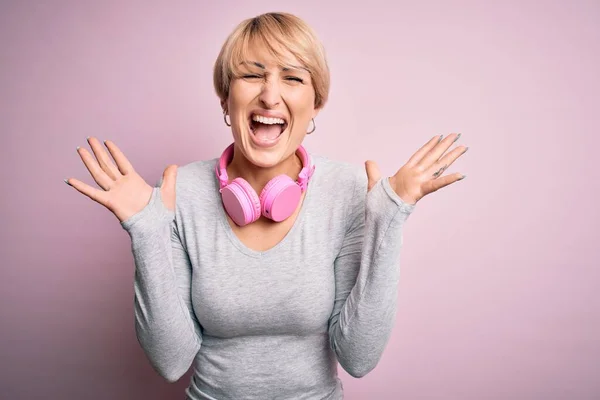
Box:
101, 172, 153, 223
65, 137, 177, 223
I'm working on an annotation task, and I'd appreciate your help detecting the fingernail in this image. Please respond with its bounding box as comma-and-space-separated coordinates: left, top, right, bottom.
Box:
64, 178, 72, 186
464, 146, 469, 153
438, 135, 444, 143
86, 136, 90, 141
453, 133, 462, 143
76, 146, 80, 151
458, 175, 467, 180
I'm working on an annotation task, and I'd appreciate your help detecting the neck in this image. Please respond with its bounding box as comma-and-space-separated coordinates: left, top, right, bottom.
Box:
227, 147, 303, 193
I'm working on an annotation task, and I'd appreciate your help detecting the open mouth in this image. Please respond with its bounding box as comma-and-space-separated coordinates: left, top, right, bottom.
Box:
249, 113, 288, 142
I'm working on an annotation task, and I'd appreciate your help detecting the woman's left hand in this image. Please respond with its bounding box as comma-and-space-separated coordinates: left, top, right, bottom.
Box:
365, 133, 468, 205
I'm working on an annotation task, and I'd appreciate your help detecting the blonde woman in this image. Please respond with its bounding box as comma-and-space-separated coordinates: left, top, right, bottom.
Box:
66, 12, 467, 400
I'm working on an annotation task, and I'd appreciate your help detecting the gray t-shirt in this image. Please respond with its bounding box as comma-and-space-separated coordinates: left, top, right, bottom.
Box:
121, 153, 415, 400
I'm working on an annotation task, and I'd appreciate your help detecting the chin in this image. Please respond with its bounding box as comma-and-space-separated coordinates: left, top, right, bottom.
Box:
244, 134, 290, 168
238, 135, 303, 171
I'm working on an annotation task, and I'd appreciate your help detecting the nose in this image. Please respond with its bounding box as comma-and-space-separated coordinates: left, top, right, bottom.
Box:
258, 78, 281, 109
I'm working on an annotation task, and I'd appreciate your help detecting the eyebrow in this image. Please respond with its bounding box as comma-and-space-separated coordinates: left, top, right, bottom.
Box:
242, 61, 308, 73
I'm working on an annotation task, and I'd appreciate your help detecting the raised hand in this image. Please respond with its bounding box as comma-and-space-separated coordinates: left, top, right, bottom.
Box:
365, 133, 468, 205
65, 137, 178, 223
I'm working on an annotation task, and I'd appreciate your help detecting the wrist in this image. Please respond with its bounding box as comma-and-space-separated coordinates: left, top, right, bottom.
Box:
387, 177, 418, 205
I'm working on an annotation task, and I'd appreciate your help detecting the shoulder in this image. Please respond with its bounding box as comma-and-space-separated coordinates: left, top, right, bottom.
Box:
307, 153, 367, 230
310, 153, 367, 197
173, 158, 218, 185
155, 158, 219, 202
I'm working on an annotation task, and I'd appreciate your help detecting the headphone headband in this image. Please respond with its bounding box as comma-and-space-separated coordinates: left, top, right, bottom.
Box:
215, 143, 315, 192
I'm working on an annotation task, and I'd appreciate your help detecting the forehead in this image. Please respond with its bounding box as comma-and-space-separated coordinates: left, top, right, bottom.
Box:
242, 40, 305, 71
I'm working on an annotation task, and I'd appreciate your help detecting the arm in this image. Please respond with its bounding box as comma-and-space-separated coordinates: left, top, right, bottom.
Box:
328, 174, 415, 378
121, 186, 202, 383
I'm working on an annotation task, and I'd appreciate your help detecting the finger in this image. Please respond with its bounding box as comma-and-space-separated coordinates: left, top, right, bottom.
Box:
77, 146, 113, 190
430, 163, 448, 179
422, 172, 465, 194
418, 132, 461, 169
65, 177, 110, 206
364, 160, 382, 191
405, 135, 443, 168
104, 139, 134, 175
87, 136, 122, 180
428, 145, 468, 178
161, 164, 178, 187
160, 164, 178, 211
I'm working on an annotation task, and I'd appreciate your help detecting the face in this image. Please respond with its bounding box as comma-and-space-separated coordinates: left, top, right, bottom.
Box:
223, 42, 319, 169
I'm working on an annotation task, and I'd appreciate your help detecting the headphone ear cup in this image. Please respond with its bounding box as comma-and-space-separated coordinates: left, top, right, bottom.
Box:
259, 175, 301, 222
221, 178, 261, 226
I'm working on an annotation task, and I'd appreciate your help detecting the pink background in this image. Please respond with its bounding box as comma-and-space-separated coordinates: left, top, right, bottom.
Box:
2, 0, 599, 399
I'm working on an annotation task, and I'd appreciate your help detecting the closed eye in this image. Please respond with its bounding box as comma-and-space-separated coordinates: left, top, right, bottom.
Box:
241, 74, 304, 83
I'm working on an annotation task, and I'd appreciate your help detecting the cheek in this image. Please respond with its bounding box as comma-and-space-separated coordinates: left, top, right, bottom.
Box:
229, 81, 256, 108
285, 90, 316, 119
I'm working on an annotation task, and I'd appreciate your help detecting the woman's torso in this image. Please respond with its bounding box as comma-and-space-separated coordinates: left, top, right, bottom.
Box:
173, 154, 362, 399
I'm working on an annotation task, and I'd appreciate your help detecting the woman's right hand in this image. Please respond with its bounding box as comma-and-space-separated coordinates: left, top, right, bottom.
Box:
65, 137, 178, 223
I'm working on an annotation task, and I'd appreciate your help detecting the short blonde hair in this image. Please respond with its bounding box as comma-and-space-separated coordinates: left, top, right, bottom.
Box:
213, 12, 330, 110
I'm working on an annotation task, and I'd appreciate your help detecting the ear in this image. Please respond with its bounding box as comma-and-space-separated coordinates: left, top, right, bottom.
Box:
221, 99, 228, 114
312, 106, 322, 120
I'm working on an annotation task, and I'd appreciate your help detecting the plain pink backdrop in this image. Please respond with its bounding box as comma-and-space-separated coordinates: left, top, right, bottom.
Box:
2, 1, 599, 399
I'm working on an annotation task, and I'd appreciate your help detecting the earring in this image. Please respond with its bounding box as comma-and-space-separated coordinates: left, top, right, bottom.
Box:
223, 112, 231, 127
307, 118, 316, 134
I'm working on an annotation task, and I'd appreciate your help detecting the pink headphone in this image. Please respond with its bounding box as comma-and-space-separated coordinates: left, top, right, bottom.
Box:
216, 143, 315, 226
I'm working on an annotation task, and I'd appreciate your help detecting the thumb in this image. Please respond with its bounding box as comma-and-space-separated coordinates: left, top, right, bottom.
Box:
160, 164, 178, 211
365, 160, 381, 192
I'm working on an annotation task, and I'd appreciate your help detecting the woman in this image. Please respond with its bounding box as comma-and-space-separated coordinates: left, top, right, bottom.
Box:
65, 12, 467, 400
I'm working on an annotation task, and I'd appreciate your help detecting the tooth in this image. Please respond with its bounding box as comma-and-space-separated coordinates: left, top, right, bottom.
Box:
251, 114, 285, 124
